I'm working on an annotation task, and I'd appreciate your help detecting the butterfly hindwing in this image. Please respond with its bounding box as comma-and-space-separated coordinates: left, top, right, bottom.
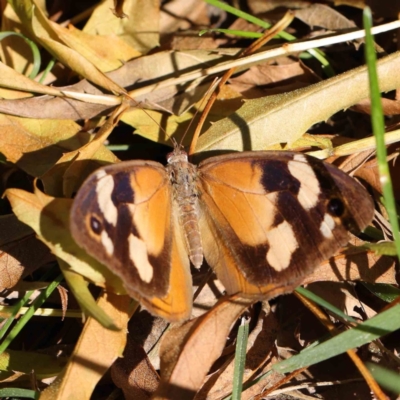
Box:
197, 151, 374, 297
70, 160, 192, 321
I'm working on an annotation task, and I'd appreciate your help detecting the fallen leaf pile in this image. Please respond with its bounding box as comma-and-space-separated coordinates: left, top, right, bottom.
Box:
0, 1, 400, 399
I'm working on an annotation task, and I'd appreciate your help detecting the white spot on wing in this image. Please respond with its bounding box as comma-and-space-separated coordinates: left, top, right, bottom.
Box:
128, 234, 154, 283
288, 158, 320, 210
96, 173, 118, 226
293, 154, 307, 162
320, 213, 335, 238
101, 230, 114, 255
96, 170, 107, 179
266, 220, 298, 271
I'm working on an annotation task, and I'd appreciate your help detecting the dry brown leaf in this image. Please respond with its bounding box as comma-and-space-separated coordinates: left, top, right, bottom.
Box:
41, 143, 119, 198
230, 58, 320, 97
237, 355, 286, 400
160, 0, 209, 34
29, 4, 127, 95
335, 148, 375, 175
303, 247, 397, 286
111, 340, 160, 400
295, 3, 357, 30
40, 292, 130, 400
0, 215, 54, 290
0, 235, 53, 290
154, 296, 256, 400
307, 282, 377, 319
50, 24, 140, 72
196, 302, 279, 400
0, 49, 229, 121
124, 310, 170, 371
352, 156, 382, 197
0, 92, 115, 121
352, 98, 400, 115
0, 115, 82, 177
0, 62, 62, 96
248, 0, 309, 14
84, 0, 159, 54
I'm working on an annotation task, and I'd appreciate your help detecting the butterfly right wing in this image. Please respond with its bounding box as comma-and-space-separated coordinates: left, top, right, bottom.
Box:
196, 151, 374, 299
70, 160, 192, 321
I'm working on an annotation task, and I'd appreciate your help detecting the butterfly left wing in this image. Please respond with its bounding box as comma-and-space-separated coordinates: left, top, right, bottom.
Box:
197, 151, 374, 298
70, 161, 192, 321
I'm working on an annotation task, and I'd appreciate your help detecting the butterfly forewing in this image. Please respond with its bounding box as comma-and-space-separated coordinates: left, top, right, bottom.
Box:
197, 151, 374, 297
70, 160, 192, 321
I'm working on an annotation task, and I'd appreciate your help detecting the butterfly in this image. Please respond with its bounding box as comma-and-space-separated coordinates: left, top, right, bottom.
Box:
70, 147, 374, 321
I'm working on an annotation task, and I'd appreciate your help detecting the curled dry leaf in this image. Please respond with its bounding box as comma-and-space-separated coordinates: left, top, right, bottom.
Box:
354, 149, 400, 200
0, 215, 54, 290
111, 340, 160, 400
154, 295, 256, 400
0, 235, 54, 290
196, 302, 279, 400
29, 5, 127, 95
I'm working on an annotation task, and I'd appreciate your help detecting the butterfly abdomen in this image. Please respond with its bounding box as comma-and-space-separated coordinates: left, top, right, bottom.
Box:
167, 150, 204, 269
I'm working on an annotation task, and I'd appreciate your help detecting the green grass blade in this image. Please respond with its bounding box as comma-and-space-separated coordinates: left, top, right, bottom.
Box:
363, 7, 400, 260
0, 32, 41, 79
367, 363, 400, 394
0, 274, 64, 354
273, 304, 400, 374
203, 0, 333, 76
295, 287, 357, 323
231, 318, 249, 400
0, 388, 39, 399
362, 283, 400, 303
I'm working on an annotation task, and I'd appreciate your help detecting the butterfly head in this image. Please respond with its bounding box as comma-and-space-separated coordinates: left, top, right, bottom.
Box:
167, 147, 189, 165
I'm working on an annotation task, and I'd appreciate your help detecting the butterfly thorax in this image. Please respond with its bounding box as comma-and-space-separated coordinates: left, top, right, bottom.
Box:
167, 149, 203, 269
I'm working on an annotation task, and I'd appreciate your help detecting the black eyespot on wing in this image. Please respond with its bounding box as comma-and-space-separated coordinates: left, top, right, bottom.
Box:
327, 198, 345, 217
90, 216, 102, 234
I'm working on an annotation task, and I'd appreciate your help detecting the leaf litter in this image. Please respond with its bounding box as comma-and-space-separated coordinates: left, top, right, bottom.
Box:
0, 0, 399, 399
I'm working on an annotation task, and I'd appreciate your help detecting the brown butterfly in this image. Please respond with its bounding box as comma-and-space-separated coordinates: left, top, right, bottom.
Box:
70, 148, 374, 321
